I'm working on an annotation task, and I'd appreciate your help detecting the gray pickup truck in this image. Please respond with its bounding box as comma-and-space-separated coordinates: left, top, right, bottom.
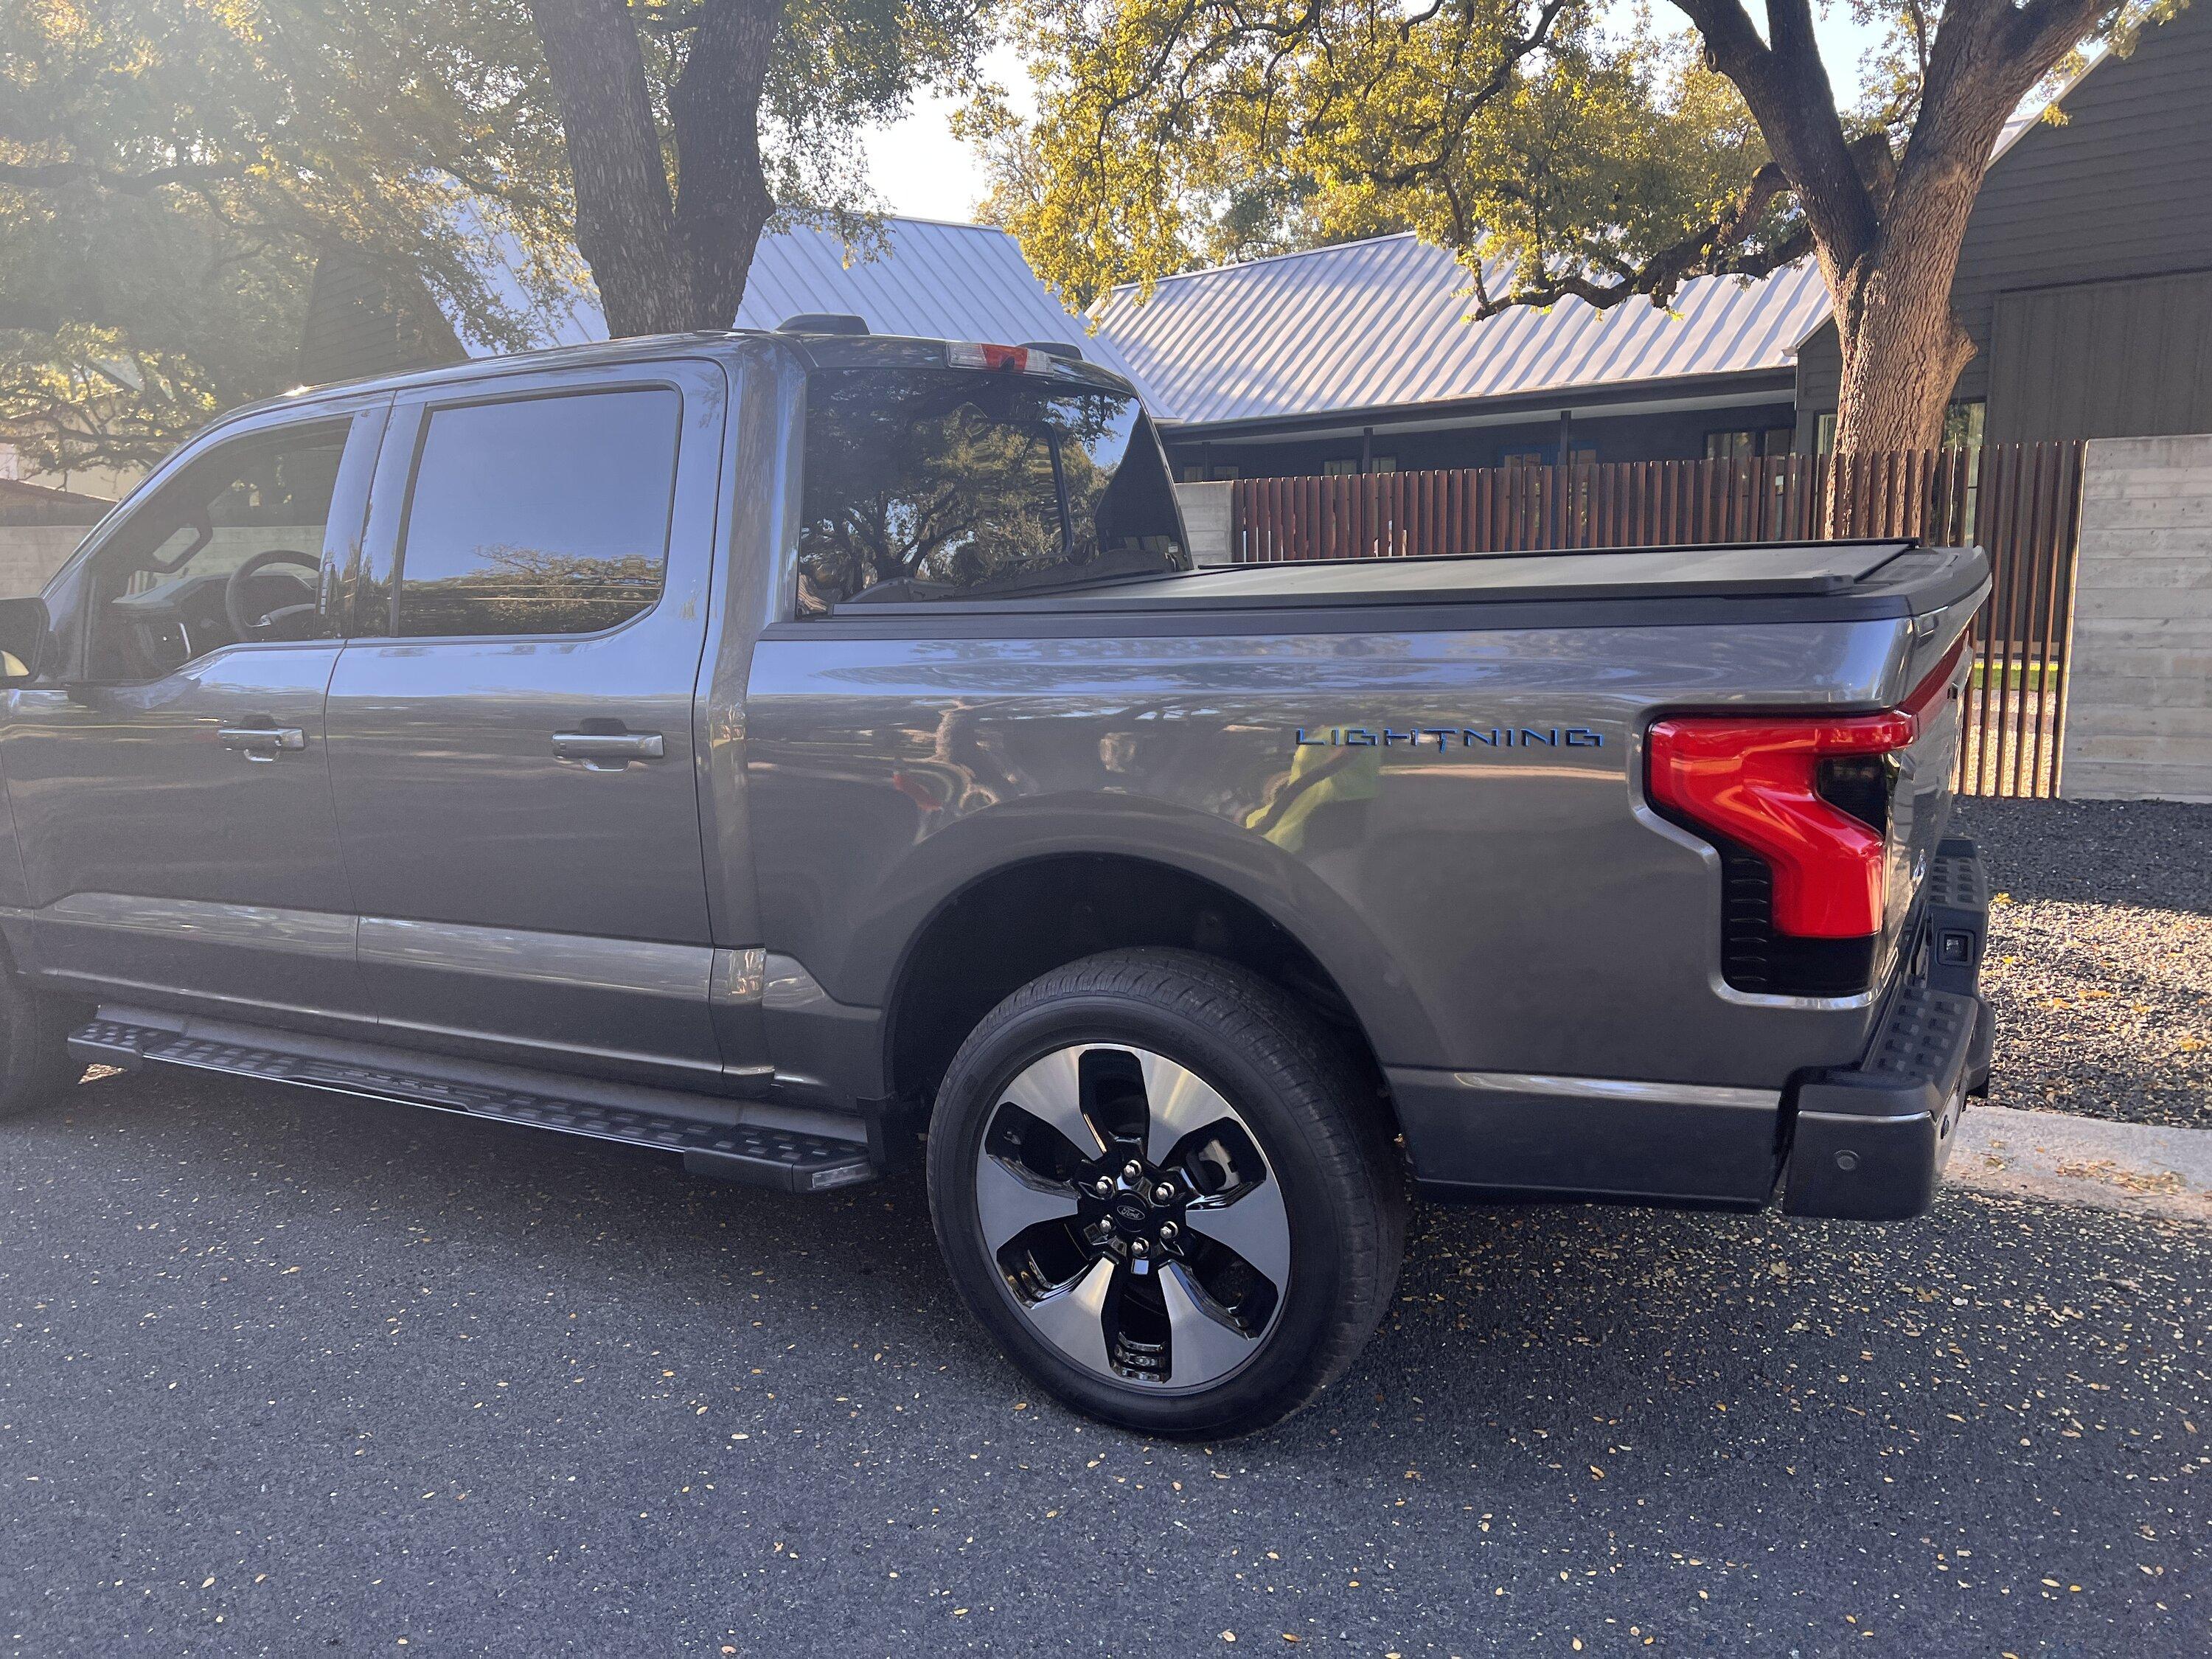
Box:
0, 327, 1993, 1433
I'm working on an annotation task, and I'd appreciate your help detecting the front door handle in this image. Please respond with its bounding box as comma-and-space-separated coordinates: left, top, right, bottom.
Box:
218, 725, 307, 762
552, 730, 665, 769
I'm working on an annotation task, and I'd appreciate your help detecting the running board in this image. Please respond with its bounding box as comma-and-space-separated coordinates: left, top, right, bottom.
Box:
69, 1018, 877, 1194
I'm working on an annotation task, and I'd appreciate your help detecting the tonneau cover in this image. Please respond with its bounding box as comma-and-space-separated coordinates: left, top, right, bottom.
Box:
852, 540, 1989, 622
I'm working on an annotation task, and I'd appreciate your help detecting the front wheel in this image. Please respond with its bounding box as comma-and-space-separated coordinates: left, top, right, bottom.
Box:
0, 966, 84, 1121
926, 949, 1406, 1436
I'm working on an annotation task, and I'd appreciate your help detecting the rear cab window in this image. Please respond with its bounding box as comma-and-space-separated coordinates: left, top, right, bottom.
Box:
795, 361, 1187, 614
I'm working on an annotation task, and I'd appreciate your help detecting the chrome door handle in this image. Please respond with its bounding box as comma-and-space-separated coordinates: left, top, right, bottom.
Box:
552, 731, 665, 768
218, 726, 307, 762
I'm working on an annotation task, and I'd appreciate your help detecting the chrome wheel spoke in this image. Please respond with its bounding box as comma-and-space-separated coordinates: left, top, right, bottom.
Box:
981, 1040, 1290, 1392
975, 1152, 1081, 1254
1182, 1175, 1292, 1291
1023, 1254, 1118, 1378
1136, 1051, 1233, 1166
1003, 1048, 1107, 1159
1158, 1262, 1262, 1387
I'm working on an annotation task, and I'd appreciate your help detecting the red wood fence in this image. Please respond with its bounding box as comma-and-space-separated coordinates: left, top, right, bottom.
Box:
1227, 443, 2086, 798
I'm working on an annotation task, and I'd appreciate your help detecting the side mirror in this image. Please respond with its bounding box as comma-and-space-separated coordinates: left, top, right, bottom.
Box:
0, 596, 50, 684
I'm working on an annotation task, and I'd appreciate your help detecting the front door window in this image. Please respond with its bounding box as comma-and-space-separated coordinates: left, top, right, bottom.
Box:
85, 422, 348, 684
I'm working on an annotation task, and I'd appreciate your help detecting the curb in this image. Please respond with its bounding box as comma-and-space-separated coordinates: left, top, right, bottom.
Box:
1947, 1103, 2212, 1223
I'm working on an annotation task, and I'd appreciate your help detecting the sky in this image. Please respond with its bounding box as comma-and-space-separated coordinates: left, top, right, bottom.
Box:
861, 11, 1893, 224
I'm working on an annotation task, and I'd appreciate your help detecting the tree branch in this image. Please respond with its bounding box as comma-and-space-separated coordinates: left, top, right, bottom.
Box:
1475, 159, 1810, 317
0, 159, 245, 195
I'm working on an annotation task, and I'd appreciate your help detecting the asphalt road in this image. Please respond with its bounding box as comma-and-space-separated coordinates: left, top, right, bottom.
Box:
3, 1067, 2207, 1657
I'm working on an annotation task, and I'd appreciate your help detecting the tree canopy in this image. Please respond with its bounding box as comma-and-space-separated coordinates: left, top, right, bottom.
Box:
0, 0, 995, 476
973, 0, 2190, 451
0, 1, 583, 475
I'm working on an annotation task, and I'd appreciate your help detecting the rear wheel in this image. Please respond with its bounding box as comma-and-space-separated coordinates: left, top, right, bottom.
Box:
0, 967, 83, 1121
926, 949, 1405, 1436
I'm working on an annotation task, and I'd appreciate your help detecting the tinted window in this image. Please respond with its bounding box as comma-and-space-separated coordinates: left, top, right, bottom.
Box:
796, 369, 1186, 612
394, 389, 679, 637
87, 421, 349, 682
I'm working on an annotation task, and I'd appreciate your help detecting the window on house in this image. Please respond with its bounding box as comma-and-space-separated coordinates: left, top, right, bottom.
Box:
1706, 427, 1794, 462
1208, 465, 1239, 481
1815, 412, 1837, 454
1321, 459, 1359, 476
1943, 400, 1986, 451
1369, 456, 1397, 473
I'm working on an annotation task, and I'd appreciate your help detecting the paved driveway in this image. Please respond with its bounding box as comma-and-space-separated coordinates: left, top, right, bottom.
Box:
2, 1067, 2207, 1656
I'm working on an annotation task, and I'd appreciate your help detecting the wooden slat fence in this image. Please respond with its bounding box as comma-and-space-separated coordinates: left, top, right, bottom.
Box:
1228, 443, 2084, 798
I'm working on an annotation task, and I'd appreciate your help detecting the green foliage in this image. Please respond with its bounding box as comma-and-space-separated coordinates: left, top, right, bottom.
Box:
972, 0, 2177, 319
0, 0, 996, 472
0, 0, 568, 474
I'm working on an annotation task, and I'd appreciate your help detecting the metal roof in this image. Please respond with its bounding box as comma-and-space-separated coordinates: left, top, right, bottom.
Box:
463, 213, 1139, 379
733, 219, 1141, 378
1088, 234, 1832, 428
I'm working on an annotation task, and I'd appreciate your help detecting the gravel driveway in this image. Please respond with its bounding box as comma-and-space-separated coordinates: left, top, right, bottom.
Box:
1951, 798, 2210, 1130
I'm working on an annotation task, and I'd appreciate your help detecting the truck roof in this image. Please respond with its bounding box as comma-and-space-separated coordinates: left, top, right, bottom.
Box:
235, 327, 1143, 423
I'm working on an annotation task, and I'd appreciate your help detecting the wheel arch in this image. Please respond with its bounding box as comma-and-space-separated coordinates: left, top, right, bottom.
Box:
867, 809, 1434, 1121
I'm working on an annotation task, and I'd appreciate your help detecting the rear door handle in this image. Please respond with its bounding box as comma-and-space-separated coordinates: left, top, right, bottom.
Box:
552, 731, 665, 769
218, 726, 307, 762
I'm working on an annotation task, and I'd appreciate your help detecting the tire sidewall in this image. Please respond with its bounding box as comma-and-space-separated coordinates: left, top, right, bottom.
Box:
927, 973, 1366, 1436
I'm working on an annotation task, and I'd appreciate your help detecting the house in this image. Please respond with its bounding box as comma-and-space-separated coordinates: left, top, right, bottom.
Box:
277, 0, 2210, 483
1090, 238, 1827, 481
296, 215, 1136, 389
1117, 0, 2212, 479
1794, 0, 2212, 449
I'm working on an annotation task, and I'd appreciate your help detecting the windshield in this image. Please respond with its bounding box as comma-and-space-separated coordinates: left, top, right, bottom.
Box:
796, 367, 1187, 612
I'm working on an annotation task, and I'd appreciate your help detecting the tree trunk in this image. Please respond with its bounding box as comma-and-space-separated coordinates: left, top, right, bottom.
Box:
527, 0, 695, 337
528, 0, 783, 338
671, 0, 785, 330
1829, 248, 1978, 456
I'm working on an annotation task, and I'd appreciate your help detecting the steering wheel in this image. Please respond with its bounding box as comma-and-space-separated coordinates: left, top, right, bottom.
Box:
224, 549, 321, 639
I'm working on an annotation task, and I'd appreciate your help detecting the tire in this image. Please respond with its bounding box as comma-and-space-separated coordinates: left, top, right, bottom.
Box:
926, 948, 1407, 1436
0, 965, 82, 1121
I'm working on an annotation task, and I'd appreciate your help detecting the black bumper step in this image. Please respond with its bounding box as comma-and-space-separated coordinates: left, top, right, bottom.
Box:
69, 1018, 875, 1194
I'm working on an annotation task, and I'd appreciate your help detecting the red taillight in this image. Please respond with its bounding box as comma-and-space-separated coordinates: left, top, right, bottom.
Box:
946, 341, 1052, 374
1648, 710, 1916, 938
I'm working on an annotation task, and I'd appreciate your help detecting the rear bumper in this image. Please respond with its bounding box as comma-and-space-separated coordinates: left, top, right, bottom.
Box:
1778, 836, 1992, 1221
1388, 838, 1993, 1217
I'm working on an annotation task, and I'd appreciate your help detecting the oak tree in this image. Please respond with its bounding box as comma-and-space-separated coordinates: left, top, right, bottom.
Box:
976, 0, 2188, 452
0, 0, 568, 473
526, 0, 995, 338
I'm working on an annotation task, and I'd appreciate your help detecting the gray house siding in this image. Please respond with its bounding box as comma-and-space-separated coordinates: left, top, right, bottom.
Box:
1795, 2, 2212, 445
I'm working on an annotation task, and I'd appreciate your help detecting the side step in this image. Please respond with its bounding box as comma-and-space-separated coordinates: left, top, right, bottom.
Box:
69, 1018, 877, 1194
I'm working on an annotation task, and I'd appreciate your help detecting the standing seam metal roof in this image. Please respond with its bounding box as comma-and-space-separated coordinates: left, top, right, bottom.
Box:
464, 213, 1141, 382
1087, 234, 1832, 427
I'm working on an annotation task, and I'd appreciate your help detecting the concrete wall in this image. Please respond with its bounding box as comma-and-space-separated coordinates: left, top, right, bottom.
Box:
1175, 481, 1235, 566
0, 526, 89, 599
2061, 433, 2212, 801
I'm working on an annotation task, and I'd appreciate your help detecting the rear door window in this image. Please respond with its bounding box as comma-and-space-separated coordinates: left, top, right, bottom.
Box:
393, 388, 680, 638
796, 369, 1186, 612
